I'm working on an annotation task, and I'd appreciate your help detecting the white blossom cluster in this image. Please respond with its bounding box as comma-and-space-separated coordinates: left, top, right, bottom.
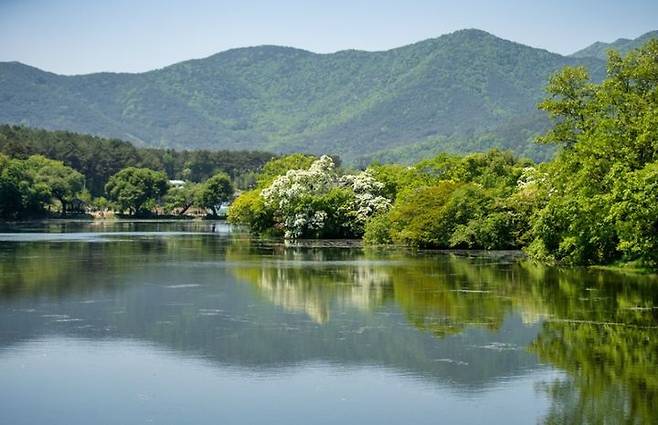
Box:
516, 166, 538, 190
339, 171, 391, 227
262, 155, 335, 210
260, 155, 391, 238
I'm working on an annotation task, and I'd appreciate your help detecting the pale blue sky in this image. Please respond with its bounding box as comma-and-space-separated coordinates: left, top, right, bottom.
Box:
1, 0, 656, 75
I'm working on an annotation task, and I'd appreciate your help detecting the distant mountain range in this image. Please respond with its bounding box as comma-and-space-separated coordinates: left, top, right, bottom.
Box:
1, 29, 655, 163
571, 30, 658, 60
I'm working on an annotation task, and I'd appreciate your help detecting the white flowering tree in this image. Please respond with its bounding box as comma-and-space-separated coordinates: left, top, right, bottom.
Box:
259, 155, 391, 239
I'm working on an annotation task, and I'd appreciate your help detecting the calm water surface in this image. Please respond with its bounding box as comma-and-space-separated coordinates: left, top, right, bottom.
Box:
0, 220, 656, 424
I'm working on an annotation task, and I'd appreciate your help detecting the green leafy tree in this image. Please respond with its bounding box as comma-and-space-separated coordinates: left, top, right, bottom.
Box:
528, 39, 658, 265
256, 153, 316, 188
364, 150, 532, 249
164, 183, 202, 216
0, 154, 29, 218
24, 156, 84, 214
0, 154, 75, 218
198, 172, 234, 216
0, 125, 273, 196
610, 162, 658, 264
227, 189, 273, 233
105, 167, 168, 216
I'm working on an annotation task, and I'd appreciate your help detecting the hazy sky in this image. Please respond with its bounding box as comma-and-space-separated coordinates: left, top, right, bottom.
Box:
1, 0, 656, 75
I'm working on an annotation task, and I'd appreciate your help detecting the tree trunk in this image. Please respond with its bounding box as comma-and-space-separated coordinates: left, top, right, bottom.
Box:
58, 197, 67, 216
179, 202, 193, 216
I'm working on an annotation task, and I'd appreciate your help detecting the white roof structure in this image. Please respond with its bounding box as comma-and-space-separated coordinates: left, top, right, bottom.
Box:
168, 180, 186, 187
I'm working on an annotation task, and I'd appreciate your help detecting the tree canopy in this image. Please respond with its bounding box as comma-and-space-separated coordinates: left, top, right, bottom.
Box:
0, 125, 273, 196
527, 39, 658, 265
105, 167, 168, 216
0, 154, 84, 218
198, 172, 235, 216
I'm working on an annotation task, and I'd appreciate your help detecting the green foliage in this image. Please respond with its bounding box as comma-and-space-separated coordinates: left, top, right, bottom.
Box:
528, 39, 658, 266
255, 153, 316, 188
24, 155, 84, 214
198, 172, 234, 216
0, 30, 607, 163
0, 155, 39, 219
105, 167, 168, 216
227, 189, 273, 234
364, 150, 533, 249
367, 163, 435, 200
163, 183, 202, 216
0, 125, 272, 195
228, 155, 390, 238
611, 162, 658, 264
0, 153, 84, 218
382, 182, 469, 247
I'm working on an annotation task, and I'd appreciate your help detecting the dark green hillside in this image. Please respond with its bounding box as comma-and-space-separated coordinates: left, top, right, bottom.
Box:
0, 29, 606, 163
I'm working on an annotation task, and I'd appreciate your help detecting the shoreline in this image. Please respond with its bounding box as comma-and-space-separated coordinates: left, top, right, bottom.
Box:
0, 217, 655, 274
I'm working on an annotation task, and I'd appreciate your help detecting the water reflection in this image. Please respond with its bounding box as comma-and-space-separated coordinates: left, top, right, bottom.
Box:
0, 221, 656, 424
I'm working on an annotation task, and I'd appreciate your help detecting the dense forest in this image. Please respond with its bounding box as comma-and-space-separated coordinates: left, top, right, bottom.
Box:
0, 151, 236, 219
0, 126, 272, 219
0, 125, 273, 195
229, 40, 658, 267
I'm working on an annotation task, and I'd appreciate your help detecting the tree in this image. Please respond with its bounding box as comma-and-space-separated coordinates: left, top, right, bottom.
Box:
0, 125, 273, 196
0, 154, 67, 218
164, 183, 201, 216
611, 162, 658, 264
24, 156, 84, 215
364, 150, 532, 249
0, 154, 26, 218
198, 172, 234, 216
229, 155, 390, 238
528, 39, 658, 265
105, 167, 168, 216
256, 153, 316, 188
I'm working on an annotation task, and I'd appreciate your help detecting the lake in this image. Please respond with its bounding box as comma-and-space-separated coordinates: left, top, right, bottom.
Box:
0, 220, 656, 424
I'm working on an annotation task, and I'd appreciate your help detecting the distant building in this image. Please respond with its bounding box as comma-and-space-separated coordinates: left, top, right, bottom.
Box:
168, 180, 185, 188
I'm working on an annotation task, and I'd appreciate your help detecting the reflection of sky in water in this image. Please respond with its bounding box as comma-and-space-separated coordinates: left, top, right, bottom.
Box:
0, 220, 656, 424
0, 338, 559, 425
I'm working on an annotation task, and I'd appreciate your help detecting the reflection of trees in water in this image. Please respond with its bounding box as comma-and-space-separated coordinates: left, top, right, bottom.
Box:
2, 233, 657, 422
534, 324, 658, 424
0, 234, 231, 298
228, 243, 658, 423
531, 305, 658, 423
537, 378, 641, 425
228, 246, 393, 323
228, 246, 549, 335
397, 263, 657, 424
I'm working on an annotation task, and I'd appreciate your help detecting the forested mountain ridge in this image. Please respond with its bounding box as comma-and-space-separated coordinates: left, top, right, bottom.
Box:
0, 29, 608, 163
570, 30, 658, 60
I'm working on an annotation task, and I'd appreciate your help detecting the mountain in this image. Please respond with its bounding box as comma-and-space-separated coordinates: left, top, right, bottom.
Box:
571, 30, 658, 60
0, 29, 608, 163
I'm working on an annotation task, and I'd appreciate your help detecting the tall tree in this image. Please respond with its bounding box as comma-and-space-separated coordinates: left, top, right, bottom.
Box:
24, 156, 84, 215
105, 167, 168, 216
164, 183, 201, 216
529, 39, 658, 265
198, 172, 234, 216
